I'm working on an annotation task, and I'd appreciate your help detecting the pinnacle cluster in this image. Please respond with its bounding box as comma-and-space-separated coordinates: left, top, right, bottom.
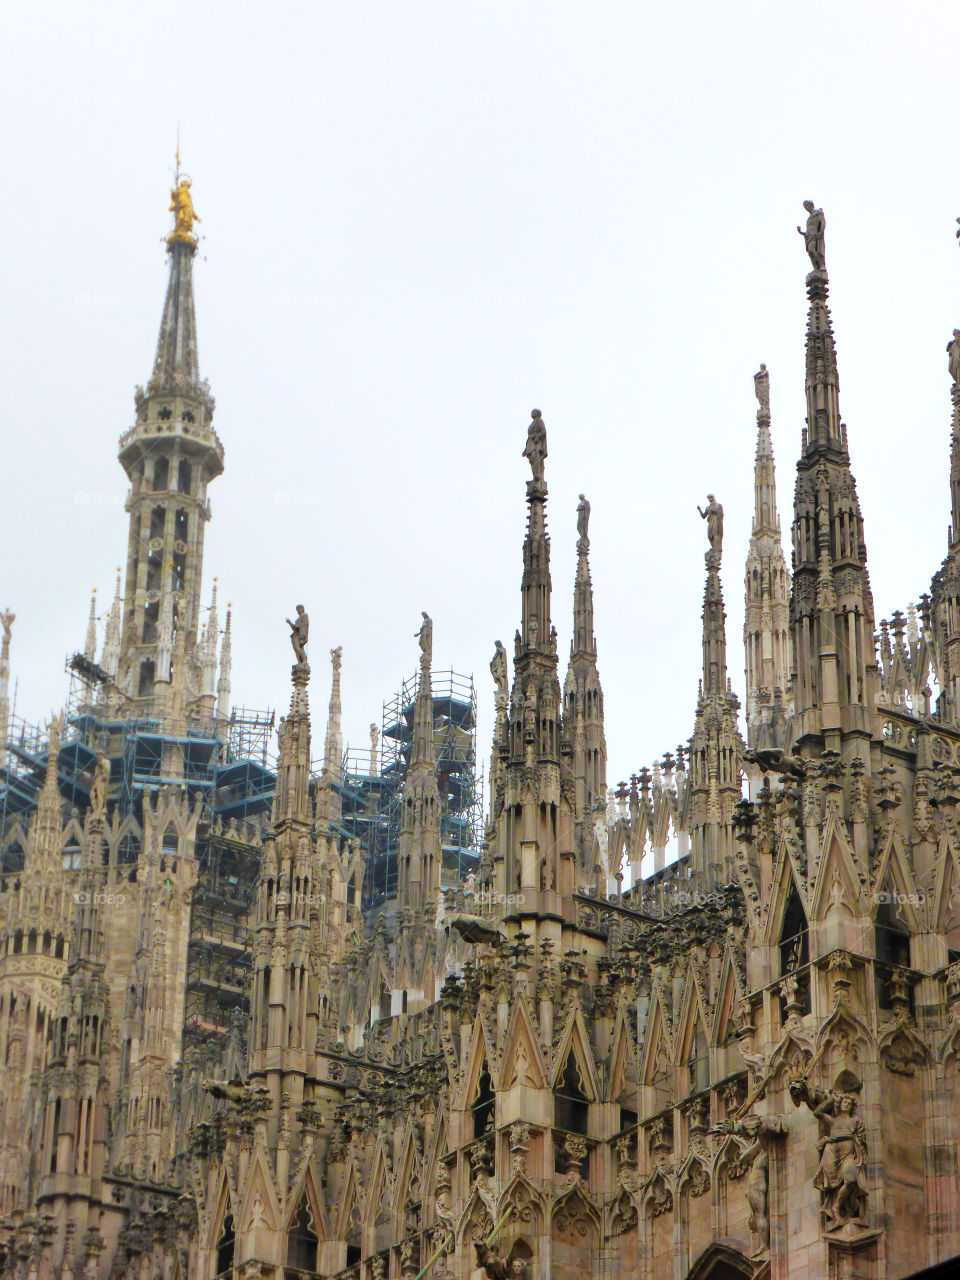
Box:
0, 192, 958, 1280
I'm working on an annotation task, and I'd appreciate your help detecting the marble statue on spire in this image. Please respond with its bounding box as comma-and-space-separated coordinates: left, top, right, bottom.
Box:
490, 640, 508, 706
523, 409, 547, 482
577, 493, 591, 545
754, 363, 770, 417
416, 612, 433, 666
948, 329, 960, 385
287, 604, 309, 665
797, 200, 826, 272
697, 494, 724, 561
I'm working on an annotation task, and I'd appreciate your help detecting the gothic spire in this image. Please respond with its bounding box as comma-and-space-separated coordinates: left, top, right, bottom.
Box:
563, 495, 607, 866
316, 646, 343, 832
216, 603, 232, 723
274, 637, 313, 829
0, 610, 14, 766
99, 570, 122, 678
688, 517, 743, 885
518, 409, 553, 661
398, 614, 441, 912
791, 201, 877, 750
744, 366, 792, 748
116, 170, 223, 700
148, 170, 203, 397
83, 589, 97, 661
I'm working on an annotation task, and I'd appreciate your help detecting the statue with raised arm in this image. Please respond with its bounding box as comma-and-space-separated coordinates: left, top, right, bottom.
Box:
0, 610, 13, 648
797, 200, 826, 272
330, 644, 342, 674
416, 612, 433, 666
490, 640, 508, 707
697, 495, 724, 560
523, 410, 547, 482
754, 364, 770, 418
576, 493, 591, 544
948, 330, 960, 385
286, 605, 309, 665
790, 1075, 868, 1229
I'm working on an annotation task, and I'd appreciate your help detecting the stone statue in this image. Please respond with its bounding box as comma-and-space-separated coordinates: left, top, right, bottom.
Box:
0, 609, 13, 646
490, 640, 508, 705
416, 612, 432, 665
474, 1242, 508, 1280
797, 200, 826, 272
330, 644, 342, 674
697, 495, 723, 559
712, 1114, 785, 1253
169, 177, 200, 243
286, 605, 309, 665
754, 364, 770, 417
522, 410, 547, 482
948, 330, 960, 385
790, 1076, 868, 1229
370, 722, 379, 769
576, 493, 590, 544
89, 752, 111, 819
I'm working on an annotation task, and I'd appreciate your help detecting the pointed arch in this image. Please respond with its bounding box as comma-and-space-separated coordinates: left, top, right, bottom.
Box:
685, 1240, 753, 1279
501, 999, 548, 1090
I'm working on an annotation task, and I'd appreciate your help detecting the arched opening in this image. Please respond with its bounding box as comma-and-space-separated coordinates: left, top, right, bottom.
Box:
554, 1051, 589, 1136
687, 1025, 710, 1095
876, 895, 912, 1010
779, 884, 810, 1015
174, 507, 188, 541
686, 1241, 754, 1280
138, 659, 155, 697
142, 600, 159, 643
117, 835, 140, 865
286, 1198, 319, 1270
473, 1062, 495, 1141
152, 457, 169, 491
378, 986, 391, 1021
177, 460, 192, 493
215, 1212, 235, 1276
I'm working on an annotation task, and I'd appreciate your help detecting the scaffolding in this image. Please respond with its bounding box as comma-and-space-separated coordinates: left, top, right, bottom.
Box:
183, 830, 260, 1037
339, 668, 483, 907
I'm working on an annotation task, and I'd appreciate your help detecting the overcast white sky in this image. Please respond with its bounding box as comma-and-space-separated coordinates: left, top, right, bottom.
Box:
2, 1, 960, 789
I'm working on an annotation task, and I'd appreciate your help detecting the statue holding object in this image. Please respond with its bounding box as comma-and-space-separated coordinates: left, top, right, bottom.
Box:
287, 605, 309, 665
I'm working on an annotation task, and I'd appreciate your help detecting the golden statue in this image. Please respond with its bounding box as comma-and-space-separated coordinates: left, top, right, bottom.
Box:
168, 177, 200, 245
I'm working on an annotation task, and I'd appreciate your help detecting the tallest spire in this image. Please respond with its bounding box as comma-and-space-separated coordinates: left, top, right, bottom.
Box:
115, 169, 223, 703
149, 170, 202, 395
